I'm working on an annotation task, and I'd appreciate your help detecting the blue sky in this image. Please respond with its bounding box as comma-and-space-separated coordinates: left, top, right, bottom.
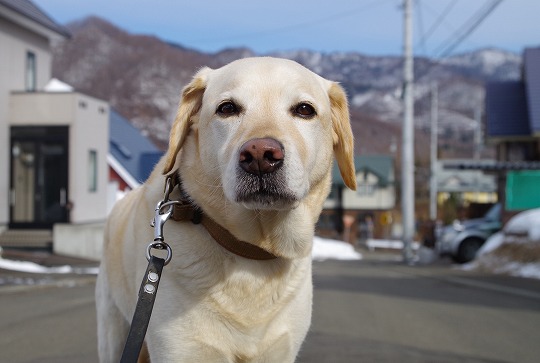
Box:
35, 0, 539, 57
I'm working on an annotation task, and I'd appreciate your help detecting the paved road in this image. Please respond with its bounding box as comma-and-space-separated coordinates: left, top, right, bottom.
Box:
0, 280, 97, 363
1, 255, 540, 363
299, 258, 540, 363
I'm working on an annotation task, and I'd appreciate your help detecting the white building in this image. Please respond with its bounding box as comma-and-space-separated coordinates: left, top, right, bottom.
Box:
0, 0, 109, 250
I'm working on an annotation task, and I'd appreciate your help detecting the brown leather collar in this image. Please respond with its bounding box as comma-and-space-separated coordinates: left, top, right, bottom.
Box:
169, 196, 278, 261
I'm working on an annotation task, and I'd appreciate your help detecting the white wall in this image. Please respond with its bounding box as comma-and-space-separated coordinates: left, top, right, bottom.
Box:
343, 171, 396, 210
324, 170, 396, 210
9, 92, 76, 124
53, 222, 104, 261
71, 94, 109, 223
342, 185, 396, 210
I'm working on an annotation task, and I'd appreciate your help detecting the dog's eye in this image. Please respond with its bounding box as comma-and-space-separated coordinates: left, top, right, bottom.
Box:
293, 103, 316, 118
217, 101, 239, 116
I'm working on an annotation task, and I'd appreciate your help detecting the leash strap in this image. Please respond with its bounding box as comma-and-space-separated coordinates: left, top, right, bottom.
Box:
120, 176, 176, 362
120, 255, 165, 363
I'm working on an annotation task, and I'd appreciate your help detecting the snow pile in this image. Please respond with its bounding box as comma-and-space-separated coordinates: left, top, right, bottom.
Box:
44, 78, 74, 92
0, 237, 359, 279
312, 236, 362, 261
462, 208, 540, 279
0, 258, 99, 275
365, 239, 421, 251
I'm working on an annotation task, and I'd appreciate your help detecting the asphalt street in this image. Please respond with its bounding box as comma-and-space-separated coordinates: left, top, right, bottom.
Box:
299, 258, 540, 363
1, 253, 540, 363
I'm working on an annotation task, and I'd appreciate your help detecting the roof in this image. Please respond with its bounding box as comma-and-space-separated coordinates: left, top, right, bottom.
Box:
0, 0, 69, 37
109, 109, 163, 185
437, 160, 496, 193
443, 160, 540, 171
485, 47, 540, 140
485, 81, 530, 137
524, 48, 540, 134
333, 154, 394, 187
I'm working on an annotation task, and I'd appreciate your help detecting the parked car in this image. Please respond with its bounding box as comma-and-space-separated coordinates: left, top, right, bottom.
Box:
436, 203, 502, 263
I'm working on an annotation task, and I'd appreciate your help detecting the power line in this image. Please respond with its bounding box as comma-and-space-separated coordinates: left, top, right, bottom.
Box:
417, 0, 458, 52
415, 0, 427, 55
414, 0, 504, 82
190, 0, 395, 45
433, 0, 504, 58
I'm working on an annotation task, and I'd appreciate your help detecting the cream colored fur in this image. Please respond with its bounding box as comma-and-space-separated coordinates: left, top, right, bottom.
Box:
96, 57, 355, 363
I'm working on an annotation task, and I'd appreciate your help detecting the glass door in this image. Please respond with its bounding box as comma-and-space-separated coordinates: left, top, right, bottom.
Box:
10, 127, 69, 229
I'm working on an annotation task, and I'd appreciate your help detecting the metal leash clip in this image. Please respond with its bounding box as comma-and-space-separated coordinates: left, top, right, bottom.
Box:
147, 176, 178, 266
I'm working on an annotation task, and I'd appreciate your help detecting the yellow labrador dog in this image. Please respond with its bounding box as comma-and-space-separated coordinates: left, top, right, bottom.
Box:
96, 57, 356, 362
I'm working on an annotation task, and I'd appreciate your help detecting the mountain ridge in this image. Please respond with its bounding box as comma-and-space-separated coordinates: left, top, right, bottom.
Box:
51, 16, 522, 160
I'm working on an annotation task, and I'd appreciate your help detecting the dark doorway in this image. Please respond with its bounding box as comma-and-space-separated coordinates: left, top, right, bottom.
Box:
9, 126, 69, 229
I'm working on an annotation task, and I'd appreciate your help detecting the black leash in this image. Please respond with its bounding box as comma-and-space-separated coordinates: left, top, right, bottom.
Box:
120, 255, 165, 363
120, 177, 177, 363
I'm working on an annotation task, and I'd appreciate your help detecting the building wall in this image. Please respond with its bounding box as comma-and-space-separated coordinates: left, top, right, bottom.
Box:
344, 171, 395, 210
9, 92, 77, 124
325, 171, 395, 210
71, 94, 109, 223
9, 92, 110, 224
343, 185, 395, 210
0, 16, 52, 225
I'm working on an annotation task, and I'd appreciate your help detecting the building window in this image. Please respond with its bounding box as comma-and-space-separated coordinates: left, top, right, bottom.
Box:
357, 170, 377, 196
88, 150, 98, 192
357, 183, 376, 195
26, 51, 36, 91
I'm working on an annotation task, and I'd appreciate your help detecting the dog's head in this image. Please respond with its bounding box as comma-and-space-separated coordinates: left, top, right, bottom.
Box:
163, 57, 356, 212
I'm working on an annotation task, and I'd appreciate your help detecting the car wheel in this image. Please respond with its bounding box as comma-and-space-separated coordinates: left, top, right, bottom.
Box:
455, 237, 484, 263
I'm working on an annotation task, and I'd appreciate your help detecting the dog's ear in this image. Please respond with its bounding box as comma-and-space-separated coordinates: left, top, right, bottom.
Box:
329, 82, 357, 191
163, 67, 211, 175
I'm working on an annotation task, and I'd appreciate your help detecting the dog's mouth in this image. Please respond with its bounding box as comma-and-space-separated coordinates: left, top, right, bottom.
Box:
235, 169, 298, 210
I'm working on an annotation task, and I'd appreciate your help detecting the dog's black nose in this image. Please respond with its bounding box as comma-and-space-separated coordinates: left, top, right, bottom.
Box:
239, 138, 284, 176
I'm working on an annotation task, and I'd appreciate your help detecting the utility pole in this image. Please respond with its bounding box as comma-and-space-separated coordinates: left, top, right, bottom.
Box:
474, 107, 482, 160
429, 83, 438, 221
402, 0, 415, 264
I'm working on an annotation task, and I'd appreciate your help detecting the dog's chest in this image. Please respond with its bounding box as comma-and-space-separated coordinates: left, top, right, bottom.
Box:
206, 265, 296, 324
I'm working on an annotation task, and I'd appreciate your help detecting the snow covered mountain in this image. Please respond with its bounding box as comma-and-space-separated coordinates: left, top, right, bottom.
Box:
272, 48, 520, 130
51, 16, 522, 157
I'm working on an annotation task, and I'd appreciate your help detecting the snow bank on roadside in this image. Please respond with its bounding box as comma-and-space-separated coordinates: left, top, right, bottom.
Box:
312, 236, 362, 261
0, 237, 361, 275
462, 208, 540, 280
0, 258, 99, 275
